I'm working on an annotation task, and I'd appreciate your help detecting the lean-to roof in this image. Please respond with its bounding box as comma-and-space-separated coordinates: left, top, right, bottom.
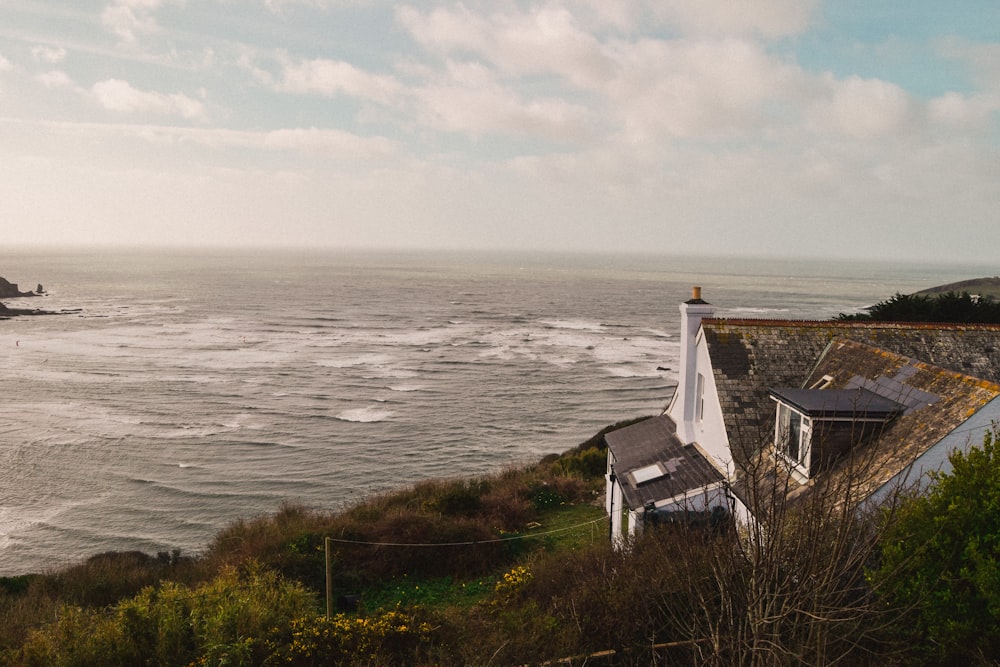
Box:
606, 414, 724, 511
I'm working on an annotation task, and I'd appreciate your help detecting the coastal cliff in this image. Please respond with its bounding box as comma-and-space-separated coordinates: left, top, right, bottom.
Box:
0, 276, 61, 318
0, 277, 40, 298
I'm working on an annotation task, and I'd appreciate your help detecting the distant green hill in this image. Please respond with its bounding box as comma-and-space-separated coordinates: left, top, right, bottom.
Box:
915, 277, 1000, 300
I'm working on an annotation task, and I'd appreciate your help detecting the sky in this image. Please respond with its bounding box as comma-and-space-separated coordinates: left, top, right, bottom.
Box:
1, 1, 998, 262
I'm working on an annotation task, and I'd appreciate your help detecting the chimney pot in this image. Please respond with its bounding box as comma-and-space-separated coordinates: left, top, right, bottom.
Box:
692, 286, 702, 301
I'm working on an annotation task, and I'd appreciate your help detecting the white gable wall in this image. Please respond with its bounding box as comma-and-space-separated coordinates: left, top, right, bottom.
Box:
668, 325, 734, 478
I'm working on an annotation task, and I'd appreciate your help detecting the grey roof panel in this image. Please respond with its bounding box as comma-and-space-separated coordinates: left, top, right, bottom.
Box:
606, 415, 724, 510
768, 387, 902, 419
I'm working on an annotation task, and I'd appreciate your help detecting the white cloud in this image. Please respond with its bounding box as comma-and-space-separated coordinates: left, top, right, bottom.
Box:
937, 38, 1000, 92
264, 0, 331, 12
811, 75, 912, 139
36, 70, 74, 89
398, 4, 617, 89
276, 56, 403, 104
101, 0, 164, 43
31, 45, 67, 64
648, 0, 819, 38
412, 60, 593, 140
607, 37, 803, 142
262, 127, 398, 158
91, 78, 206, 120
0, 55, 12, 72
927, 91, 1000, 129
4, 117, 397, 160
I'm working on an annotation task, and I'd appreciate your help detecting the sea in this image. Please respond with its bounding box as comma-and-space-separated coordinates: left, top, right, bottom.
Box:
0, 248, 993, 576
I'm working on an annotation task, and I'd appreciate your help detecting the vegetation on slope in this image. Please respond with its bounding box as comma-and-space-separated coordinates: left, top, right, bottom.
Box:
838, 290, 1000, 323
0, 418, 638, 666
4, 419, 1000, 665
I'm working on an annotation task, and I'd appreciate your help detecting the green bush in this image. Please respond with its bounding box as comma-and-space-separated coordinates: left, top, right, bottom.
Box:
870, 428, 1000, 664
14, 562, 316, 667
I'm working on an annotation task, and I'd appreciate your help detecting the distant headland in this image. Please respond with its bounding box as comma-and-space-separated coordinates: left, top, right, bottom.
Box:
914, 276, 1000, 300
0, 276, 43, 298
0, 276, 61, 318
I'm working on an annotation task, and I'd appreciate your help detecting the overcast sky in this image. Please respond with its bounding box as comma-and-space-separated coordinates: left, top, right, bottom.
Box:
1, 1, 998, 261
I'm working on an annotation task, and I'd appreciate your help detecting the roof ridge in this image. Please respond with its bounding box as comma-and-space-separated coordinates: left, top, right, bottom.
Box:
703, 318, 1000, 331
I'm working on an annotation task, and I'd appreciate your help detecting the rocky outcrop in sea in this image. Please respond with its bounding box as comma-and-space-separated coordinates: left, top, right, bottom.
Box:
0, 277, 41, 298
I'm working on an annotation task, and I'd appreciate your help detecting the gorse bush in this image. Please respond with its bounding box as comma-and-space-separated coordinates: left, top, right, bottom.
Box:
265, 607, 439, 666
14, 562, 315, 667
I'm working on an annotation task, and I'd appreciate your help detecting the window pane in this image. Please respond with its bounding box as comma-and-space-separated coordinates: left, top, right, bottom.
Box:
788, 411, 801, 461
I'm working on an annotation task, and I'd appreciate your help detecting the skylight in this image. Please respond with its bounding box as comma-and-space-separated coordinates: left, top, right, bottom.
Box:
632, 463, 667, 485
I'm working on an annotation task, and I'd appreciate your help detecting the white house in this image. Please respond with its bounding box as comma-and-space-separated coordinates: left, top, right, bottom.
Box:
606, 287, 1000, 543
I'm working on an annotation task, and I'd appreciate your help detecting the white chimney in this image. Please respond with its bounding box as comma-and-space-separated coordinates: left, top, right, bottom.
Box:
670, 286, 715, 443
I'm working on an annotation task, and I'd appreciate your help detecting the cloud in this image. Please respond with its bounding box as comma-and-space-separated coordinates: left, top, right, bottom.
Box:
397, 4, 618, 89
31, 45, 67, 64
648, 0, 819, 38
91, 78, 206, 120
412, 60, 593, 140
275, 55, 403, 104
264, 0, 331, 11
4, 117, 397, 160
101, 0, 164, 43
937, 38, 1000, 92
606, 37, 804, 142
261, 127, 398, 158
811, 75, 912, 139
0, 55, 12, 73
927, 91, 1000, 129
37, 70, 75, 89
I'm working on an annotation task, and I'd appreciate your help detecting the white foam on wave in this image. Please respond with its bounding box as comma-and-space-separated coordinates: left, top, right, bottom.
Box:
726, 307, 791, 315
603, 365, 665, 378
378, 368, 419, 379
335, 407, 393, 423
315, 353, 393, 369
539, 318, 604, 331
388, 383, 424, 392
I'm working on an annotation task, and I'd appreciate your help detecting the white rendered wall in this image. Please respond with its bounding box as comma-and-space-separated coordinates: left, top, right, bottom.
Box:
670, 300, 715, 443
687, 336, 734, 477
653, 481, 728, 514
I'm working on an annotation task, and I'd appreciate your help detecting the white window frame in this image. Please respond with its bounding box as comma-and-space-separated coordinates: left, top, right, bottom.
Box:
695, 372, 705, 422
775, 402, 812, 482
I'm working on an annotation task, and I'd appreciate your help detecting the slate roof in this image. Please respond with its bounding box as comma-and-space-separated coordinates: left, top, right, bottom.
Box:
606, 414, 724, 510
701, 319, 1000, 454
801, 339, 1000, 499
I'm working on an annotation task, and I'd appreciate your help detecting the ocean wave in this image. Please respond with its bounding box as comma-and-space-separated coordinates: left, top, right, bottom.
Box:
314, 353, 394, 368
602, 365, 667, 378
334, 407, 393, 423
388, 384, 424, 392
540, 318, 603, 331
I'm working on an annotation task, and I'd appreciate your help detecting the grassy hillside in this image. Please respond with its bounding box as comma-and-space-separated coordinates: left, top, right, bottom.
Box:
0, 418, 648, 666
4, 414, 983, 665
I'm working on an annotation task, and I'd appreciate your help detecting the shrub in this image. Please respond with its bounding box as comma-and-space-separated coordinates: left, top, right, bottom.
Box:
870, 428, 1000, 664
13, 562, 316, 667
264, 606, 438, 665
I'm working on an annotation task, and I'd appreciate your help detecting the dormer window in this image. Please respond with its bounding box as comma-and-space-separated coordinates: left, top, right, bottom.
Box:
769, 387, 902, 482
